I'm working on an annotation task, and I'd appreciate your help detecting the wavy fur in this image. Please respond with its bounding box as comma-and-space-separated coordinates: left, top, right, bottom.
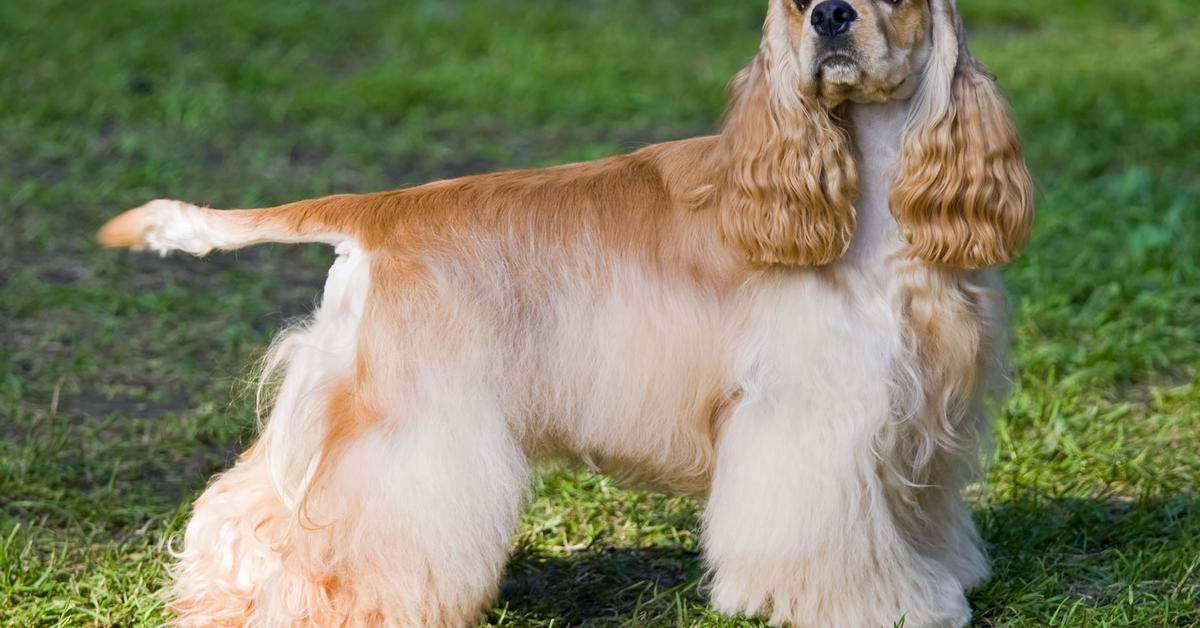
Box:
892, 0, 1035, 268
709, 5, 859, 267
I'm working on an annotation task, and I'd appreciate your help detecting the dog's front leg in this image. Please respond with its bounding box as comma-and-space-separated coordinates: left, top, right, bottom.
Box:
703, 278, 973, 628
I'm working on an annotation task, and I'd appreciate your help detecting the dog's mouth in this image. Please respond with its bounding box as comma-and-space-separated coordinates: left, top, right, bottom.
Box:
816, 51, 861, 72
815, 51, 863, 88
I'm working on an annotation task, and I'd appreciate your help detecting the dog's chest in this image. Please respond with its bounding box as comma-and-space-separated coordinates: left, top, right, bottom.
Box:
731, 246, 988, 424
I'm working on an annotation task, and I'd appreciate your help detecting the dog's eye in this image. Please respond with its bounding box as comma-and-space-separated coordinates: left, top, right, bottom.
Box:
882, 0, 902, 5
795, 0, 811, 11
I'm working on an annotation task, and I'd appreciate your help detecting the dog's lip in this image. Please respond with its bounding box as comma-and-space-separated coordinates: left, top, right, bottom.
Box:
817, 52, 859, 67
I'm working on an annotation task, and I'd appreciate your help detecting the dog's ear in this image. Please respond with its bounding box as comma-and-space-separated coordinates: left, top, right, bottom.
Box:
890, 0, 1034, 268
710, 8, 859, 267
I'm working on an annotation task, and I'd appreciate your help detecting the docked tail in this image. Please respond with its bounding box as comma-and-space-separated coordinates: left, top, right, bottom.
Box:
97, 196, 367, 255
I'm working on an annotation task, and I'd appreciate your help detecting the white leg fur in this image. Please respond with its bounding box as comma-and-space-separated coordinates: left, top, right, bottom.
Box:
703, 272, 972, 628
252, 387, 527, 627
172, 449, 287, 627
174, 246, 530, 626
175, 392, 526, 627
172, 244, 369, 624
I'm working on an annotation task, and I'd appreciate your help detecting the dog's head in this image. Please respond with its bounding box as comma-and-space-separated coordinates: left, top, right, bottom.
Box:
712, 0, 1033, 269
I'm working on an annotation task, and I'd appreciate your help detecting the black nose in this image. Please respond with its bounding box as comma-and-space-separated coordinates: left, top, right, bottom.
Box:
811, 0, 858, 38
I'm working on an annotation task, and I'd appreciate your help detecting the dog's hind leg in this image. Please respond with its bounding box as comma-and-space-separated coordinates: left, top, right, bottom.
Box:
172, 443, 289, 627
175, 251, 528, 626
173, 383, 527, 627
260, 383, 527, 627
171, 244, 376, 626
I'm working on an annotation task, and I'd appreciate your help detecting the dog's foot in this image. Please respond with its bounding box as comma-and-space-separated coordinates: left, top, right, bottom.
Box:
708, 566, 971, 628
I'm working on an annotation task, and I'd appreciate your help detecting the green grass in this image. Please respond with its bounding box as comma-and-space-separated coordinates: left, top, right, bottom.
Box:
1, 0, 1197, 625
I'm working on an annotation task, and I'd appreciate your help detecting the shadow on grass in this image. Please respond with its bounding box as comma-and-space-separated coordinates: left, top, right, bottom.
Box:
493, 493, 1199, 624
497, 545, 706, 625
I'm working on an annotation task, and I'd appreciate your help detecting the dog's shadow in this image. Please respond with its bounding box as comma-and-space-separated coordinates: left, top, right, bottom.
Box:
495, 544, 712, 626
493, 493, 1198, 625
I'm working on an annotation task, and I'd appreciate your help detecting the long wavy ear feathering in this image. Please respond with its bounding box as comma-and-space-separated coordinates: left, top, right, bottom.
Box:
891, 0, 1034, 268
709, 3, 859, 267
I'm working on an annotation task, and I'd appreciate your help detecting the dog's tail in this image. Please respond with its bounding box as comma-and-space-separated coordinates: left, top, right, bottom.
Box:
97, 194, 387, 255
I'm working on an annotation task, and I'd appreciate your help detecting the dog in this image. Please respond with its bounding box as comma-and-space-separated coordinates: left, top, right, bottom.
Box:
98, 0, 1033, 625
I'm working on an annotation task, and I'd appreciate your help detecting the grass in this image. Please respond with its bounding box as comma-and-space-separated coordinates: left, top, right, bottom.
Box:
1, 0, 1197, 625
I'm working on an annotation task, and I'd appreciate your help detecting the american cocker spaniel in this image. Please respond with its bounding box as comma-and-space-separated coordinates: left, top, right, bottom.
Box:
98, 0, 1033, 625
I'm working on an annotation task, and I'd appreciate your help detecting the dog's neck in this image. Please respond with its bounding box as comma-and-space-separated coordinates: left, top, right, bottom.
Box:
844, 99, 913, 263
